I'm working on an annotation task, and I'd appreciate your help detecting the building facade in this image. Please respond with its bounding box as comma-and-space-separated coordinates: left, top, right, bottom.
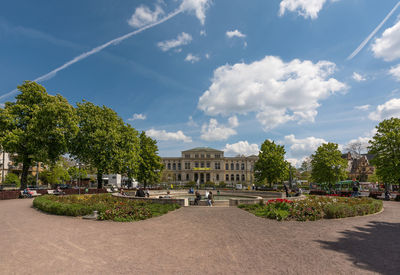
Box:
161, 147, 258, 186
342, 152, 375, 182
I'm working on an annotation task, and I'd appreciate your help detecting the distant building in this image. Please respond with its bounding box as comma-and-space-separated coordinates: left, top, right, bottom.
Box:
161, 147, 258, 186
0, 152, 45, 184
342, 152, 375, 182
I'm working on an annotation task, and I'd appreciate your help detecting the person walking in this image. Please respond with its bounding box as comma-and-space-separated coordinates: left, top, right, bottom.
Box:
208, 191, 213, 207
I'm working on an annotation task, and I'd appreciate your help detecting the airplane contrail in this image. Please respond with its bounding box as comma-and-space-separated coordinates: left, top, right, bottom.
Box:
0, 8, 183, 101
347, 1, 400, 60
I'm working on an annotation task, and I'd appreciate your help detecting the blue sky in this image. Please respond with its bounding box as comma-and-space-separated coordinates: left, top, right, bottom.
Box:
2, 0, 400, 165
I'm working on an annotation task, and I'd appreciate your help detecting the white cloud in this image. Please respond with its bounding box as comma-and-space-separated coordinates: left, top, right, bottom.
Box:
355, 105, 370, 111
352, 72, 366, 82
389, 64, 400, 81
279, 0, 337, 19
128, 113, 146, 121
369, 98, 400, 121
187, 116, 198, 127
185, 53, 200, 63
205, 53, 210, 59
128, 4, 164, 28
223, 141, 259, 156
180, 0, 211, 25
226, 29, 246, 38
198, 56, 346, 130
157, 32, 192, 52
146, 129, 192, 142
200, 117, 238, 141
372, 20, 400, 61
200, 30, 206, 36
284, 134, 327, 159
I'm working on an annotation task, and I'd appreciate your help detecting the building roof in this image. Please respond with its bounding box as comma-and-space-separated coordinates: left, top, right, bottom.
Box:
182, 147, 223, 153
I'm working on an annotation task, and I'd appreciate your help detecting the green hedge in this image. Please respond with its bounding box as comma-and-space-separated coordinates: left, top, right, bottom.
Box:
33, 194, 180, 222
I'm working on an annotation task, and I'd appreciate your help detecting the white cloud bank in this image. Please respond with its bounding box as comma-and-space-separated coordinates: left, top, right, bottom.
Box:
157, 32, 192, 51
279, 0, 338, 19
355, 105, 370, 111
223, 141, 259, 156
352, 72, 366, 82
389, 64, 400, 81
284, 134, 327, 160
369, 98, 400, 121
180, 0, 211, 25
128, 113, 146, 121
128, 5, 165, 28
146, 129, 192, 142
200, 116, 238, 141
198, 56, 346, 130
372, 20, 400, 62
185, 53, 200, 63
226, 29, 246, 38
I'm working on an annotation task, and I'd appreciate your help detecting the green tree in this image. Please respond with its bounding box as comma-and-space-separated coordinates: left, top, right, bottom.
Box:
117, 124, 140, 183
68, 166, 88, 185
254, 140, 287, 187
40, 162, 70, 186
368, 118, 400, 186
311, 143, 348, 187
70, 101, 126, 188
137, 132, 163, 188
0, 81, 78, 189
5, 173, 20, 187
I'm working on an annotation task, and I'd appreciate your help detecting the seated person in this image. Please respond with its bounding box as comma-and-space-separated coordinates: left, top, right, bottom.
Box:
135, 188, 146, 197
194, 191, 201, 205
163, 191, 171, 198
144, 188, 150, 198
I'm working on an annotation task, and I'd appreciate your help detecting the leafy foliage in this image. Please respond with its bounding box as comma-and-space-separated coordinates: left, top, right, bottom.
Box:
33, 194, 180, 222
0, 81, 78, 189
368, 118, 400, 185
40, 161, 70, 186
5, 173, 20, 187
311, 143, 348, 187
254, 140, 287, 186
137, 132, 163, 187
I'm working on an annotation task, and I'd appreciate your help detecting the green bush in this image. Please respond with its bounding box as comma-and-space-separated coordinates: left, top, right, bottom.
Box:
5, 173, 20, 187
239, 196, 383, 221
33, 194, 180, 222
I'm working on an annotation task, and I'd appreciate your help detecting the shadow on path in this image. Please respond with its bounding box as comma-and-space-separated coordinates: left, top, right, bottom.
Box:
317, 221, 400, 274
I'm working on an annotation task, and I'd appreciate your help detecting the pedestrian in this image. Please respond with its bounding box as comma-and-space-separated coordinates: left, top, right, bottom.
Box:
284, 184, 289, 198
194, 191, 201, 205
208, 191, 213, 206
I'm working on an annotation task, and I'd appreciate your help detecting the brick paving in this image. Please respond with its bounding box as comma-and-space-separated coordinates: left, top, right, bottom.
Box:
0, 199, 399, 274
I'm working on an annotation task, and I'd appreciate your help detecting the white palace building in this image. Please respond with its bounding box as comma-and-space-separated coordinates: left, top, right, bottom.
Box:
161, 147, 258, 186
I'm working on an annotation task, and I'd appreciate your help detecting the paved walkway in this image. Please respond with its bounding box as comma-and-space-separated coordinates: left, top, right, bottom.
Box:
0, 199, 399, 274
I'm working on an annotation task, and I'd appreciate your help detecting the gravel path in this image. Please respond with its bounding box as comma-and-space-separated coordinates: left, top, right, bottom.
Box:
0, 199, 399, 274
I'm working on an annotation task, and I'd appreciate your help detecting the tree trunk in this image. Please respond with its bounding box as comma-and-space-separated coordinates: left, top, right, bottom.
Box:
20, 159, 31, 190
97, 172, 103, 189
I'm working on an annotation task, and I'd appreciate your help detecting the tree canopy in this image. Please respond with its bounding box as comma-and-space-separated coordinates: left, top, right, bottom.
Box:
137, 131, 163, 187
311, 142, 348, 187
0, 81, 78, 189
368, 118, 400, 186
254, 139, 287, 186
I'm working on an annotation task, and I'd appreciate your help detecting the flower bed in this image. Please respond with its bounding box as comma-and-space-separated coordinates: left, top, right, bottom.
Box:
33, 194, 180, 222
238, 196, 382, 221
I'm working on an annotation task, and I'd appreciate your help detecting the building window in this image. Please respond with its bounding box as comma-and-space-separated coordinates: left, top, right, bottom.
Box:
231, 174, 234, 181
168, 163, 171, 170
226, 174, 229, 181
216, 174, 219, 181
215, 154, 220, 159
236, 174, 240, 181
177, 174, 181, 181
231, 163, 234, 170
215, 162, 220, 170
206, 173, 210, 182
195, 154, 199, 158
173, 163, 176, 170
201, 154, 205, 158
185, 154, 190, 158
185, 162, 190, 169
206, 162, 210, 168
178, 163, 181, 170
241, 163, 245, 170
206, 154, 210, 158
186, 174, 190, 181
195, 162, 199, 168
201, 162, 204, 168
236, 163, 239, 170
226, 163, 229, 170
242, 174, 245, 181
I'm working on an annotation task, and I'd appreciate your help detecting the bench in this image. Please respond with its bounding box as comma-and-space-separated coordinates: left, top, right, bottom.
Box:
47, 190, 55, 195
20, 190, 41, 198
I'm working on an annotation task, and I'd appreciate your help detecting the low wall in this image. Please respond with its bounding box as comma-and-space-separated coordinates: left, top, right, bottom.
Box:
113, 194, 189, 207
0, 190, 21, 200
229, 198, 263, 207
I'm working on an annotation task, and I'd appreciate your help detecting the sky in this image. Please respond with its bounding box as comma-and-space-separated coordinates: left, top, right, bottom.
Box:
1, 0, 400, 166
